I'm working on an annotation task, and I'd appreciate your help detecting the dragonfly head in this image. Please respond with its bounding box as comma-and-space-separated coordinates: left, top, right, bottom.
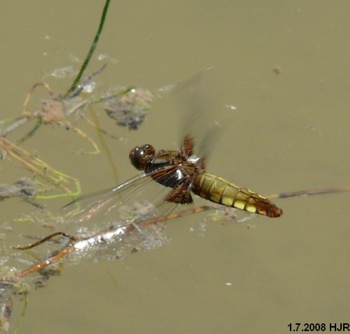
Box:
129, 144, 156, 170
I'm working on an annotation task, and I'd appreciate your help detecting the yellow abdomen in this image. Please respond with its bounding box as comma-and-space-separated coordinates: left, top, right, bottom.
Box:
192, 173, 282, 218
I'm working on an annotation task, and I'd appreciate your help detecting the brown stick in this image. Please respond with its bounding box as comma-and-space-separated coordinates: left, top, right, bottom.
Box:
1, 205, 212, 282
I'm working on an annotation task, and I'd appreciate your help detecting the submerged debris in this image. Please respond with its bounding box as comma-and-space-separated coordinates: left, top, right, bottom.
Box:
0, 177, 44, 208
0, 178, 36, 201
105, 88, 154, 130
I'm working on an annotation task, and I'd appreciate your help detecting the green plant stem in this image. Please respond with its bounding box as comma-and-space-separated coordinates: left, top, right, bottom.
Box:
65, 0, 111, 97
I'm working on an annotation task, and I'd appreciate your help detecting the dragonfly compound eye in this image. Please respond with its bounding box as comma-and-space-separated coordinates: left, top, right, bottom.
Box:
129, 144, 156, 170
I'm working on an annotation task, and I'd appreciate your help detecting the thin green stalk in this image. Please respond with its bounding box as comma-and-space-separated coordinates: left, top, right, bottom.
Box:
65, 0, 111, 97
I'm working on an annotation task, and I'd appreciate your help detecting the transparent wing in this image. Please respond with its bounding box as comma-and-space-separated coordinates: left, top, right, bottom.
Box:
60, 169, 185, 237
169, 68, 231, 161
49, 172, 177, 261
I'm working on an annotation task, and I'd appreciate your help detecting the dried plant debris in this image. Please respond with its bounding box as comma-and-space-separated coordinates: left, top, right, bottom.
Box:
105, 88, 154, 130
0, 66, 108, 155
0, 178, 36, 201
0, 177, 44, 208
0, 138, 81, 200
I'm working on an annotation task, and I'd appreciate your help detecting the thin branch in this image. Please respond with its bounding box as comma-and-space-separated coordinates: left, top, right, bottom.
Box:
269, 187, 350, 199
2, 205, 212, 281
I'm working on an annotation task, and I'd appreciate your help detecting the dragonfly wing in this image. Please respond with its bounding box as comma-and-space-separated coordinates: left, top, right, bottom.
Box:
57, 172, 177, 260
169, 69, 230, 162
60, 168, 191, 236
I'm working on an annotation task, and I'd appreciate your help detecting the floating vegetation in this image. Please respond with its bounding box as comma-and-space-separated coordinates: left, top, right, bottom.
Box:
0, 138, 80, 201
104, 87, 154, 130
6, 205, 211, 278
0, 177, 43, 208
0, 0, 116, 331
0, 66, 107, 155
0, 178, 36, 201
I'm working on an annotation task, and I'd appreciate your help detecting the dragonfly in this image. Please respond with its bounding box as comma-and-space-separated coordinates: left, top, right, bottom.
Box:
63, 131, 282, 234
63, 76, 282, 230
128, 134, 282, 218
13, 135, 283, 277
11, 74, 285, 277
